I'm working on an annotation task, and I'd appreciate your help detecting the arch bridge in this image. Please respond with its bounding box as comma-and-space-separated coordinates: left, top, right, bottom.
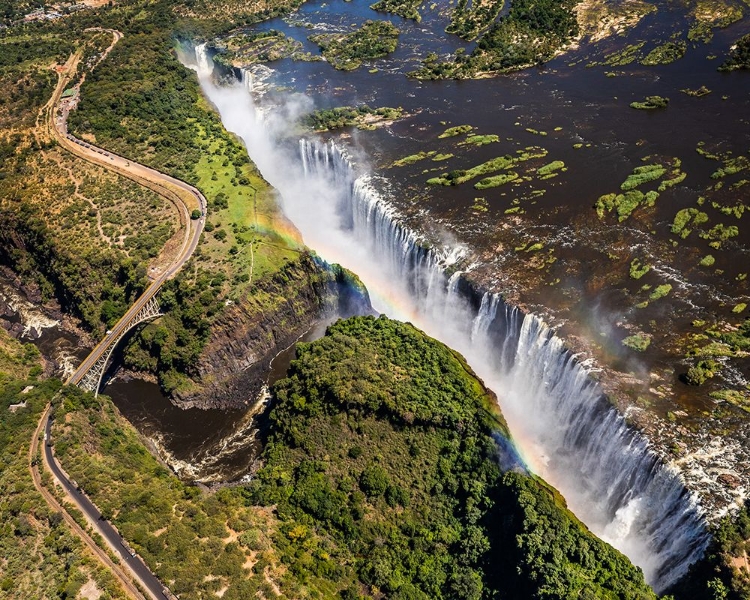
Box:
67, 292, 163, 397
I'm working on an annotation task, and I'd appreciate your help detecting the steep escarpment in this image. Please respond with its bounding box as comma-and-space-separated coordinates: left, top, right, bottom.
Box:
249, 315, 658, 599
171, 253, 371, 409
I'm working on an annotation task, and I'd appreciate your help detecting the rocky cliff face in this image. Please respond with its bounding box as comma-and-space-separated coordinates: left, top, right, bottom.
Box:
174, 252, 371, 409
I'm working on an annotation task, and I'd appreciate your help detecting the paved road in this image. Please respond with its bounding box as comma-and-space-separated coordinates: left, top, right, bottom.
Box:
29, 403, 147, 600
28, 31, 196, 599
48, 33, 207, 389
44, 414, 167, 600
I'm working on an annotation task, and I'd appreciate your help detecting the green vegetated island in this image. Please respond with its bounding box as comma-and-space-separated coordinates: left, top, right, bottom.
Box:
309, 20, 399, 71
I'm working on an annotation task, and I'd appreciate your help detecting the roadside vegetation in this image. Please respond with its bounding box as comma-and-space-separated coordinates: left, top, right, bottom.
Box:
0, 1, 316, 397
0, 332, 127, 599
0, 28, 169, 335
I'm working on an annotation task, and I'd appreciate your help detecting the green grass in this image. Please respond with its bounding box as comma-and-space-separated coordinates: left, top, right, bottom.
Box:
596, 190, 655, 221
629, 258, 651, 279
630, 96, 669, 110
596, 159, 686, 221
710, 389, 750, 412
537, 160, 565, 177
191, 118, 301, 292
649, 284, 672, 300
427, 148, 547, 186
641, 41, 686, 65
0, 326, 42, 384
459, 134, 500, 146
601, 42, 646, 66
658, 170, 687, 191
392, 151, 435, 166
621, 164, 667, 191
671, 208, 708, 238
475, 172, 519, 189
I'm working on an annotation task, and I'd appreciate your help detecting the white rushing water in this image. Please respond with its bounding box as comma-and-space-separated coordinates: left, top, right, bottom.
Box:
190, 55, 710, 592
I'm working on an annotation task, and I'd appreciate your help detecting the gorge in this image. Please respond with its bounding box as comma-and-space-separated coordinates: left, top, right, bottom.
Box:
191, 46, 711, 592
1, 0, 748, 596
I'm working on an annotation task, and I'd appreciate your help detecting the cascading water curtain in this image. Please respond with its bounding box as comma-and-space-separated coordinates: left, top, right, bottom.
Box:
191, 59, 710, 591
294, 138, 710, 592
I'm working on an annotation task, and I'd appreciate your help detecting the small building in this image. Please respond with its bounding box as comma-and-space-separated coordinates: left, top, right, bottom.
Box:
8, 400, 27, 413
61, 88, 77, 100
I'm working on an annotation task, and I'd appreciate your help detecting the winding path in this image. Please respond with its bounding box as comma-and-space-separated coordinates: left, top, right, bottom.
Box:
44, 30, 207, 388
29, 29, 209, 599
29, 402, 151, 600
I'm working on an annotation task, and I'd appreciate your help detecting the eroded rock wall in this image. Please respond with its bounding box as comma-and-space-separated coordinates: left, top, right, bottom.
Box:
174, 253, 370, 409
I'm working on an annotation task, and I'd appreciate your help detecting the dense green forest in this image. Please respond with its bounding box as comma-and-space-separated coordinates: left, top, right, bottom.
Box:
250, 316, 658, 599
51, 316, 658, 599
309, 20, 400, 70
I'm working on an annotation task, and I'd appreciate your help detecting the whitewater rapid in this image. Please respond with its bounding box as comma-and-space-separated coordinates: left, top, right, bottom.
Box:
190, 50, 709, 592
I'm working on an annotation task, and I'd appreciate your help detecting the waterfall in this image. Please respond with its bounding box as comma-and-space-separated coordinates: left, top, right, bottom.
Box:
295, 138, 710, 592
195, 43, 213, 77
299, 140, 472, 328
190, 72, 710, 593
240, 68, 253, 93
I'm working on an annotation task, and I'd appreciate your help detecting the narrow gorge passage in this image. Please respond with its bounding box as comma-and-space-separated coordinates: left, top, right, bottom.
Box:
191, 49, 709, 592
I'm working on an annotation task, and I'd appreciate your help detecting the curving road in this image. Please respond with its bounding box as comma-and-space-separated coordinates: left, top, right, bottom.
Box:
30, 403, 149, 600
30, 30, 207, 600
42, 411, 168, 600
47, 32, 207, 388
